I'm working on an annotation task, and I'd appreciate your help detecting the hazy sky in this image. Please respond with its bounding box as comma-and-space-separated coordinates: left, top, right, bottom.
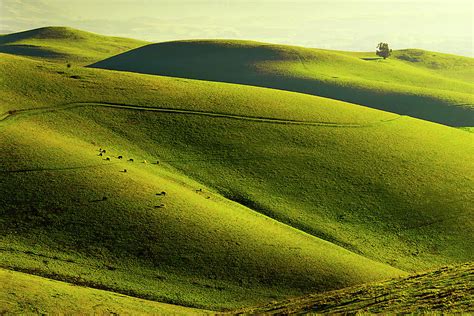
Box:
1, 0, 473, 56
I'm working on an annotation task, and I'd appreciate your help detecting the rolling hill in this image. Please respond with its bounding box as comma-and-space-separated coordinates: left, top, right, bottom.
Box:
89, 40, 474, 126
1, 27, 473, 312
0, 26, 149, 65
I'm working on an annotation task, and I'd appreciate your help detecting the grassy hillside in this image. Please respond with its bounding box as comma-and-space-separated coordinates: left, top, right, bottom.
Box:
3, 52, 474, 266
90, 40, 474, 126
1, 53, 406, 310
1, 41, 473, 310
0, 26, 148, 65
0, 268, 208, 314
392, 49, 474, 82
1, 113, 403, 309
235, 262, 474, 314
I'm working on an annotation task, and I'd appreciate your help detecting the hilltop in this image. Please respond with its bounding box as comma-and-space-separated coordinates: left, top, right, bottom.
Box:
90, 40, 474, 126
0, 26, 148, 65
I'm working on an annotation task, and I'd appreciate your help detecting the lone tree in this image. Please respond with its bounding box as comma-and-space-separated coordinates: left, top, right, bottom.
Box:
376, 42, 392, 59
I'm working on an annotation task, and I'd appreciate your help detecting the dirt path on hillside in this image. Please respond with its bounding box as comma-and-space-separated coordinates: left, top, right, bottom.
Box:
0, 101, 402, 127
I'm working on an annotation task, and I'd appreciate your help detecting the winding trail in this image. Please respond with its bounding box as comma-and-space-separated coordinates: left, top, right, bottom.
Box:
0, 101, 402, 127
1, 101, 402, 173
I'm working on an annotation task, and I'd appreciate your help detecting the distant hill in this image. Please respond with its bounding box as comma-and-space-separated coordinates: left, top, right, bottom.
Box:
90, 40, 474, 126
0, 26, 148, 65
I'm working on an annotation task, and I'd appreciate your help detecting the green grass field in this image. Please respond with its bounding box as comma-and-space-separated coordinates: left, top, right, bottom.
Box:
1, 27, 473, 313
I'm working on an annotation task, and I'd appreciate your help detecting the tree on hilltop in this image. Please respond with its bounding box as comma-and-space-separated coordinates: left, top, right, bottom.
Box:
376, 42, 392, 59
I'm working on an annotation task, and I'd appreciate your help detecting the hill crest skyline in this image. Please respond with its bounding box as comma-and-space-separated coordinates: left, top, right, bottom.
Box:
1, 0, 472, 57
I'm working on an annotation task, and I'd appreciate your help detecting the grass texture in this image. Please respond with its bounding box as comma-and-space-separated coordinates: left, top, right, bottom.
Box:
234, 262, 474, 314
0, 268, 209, 314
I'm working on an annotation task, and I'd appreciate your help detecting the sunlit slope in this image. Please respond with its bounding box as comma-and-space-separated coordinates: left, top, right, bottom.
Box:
235, 262, 474, 314
0, 26, 148, 65
0, 268, 209, 314
90, 40, 474, 126
392, 49, 474, 82
338, 49, 474, 82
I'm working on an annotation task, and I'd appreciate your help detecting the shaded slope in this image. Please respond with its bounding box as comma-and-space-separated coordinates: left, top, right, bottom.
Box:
0, 268, 209, 314
234, 262, 474, 314
90, 40, 474, 126
0, 26, 148, 65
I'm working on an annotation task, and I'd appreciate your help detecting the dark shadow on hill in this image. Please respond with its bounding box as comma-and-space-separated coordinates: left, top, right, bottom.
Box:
361, 57, 383, 61
89, 42, 474, 126
223, 190, 363, 255
0, 162, 119, 174
0, 44, 68, 59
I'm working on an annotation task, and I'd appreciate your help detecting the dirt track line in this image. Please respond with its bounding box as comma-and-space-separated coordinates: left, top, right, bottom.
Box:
0, 161, 122, 174
1, 101, 403, 127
